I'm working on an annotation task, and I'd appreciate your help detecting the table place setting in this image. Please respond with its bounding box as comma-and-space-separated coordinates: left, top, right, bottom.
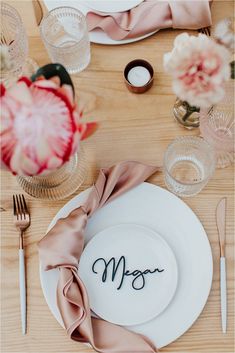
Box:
0, 1, 234, 353
39, 168, 213, 350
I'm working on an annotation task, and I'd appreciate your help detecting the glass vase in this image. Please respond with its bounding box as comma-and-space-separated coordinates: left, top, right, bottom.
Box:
173, 98, 200, 129
17, 147, 87, 200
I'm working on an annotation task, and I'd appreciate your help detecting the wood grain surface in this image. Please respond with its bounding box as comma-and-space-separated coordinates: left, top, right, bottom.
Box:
1, 1, 234, 352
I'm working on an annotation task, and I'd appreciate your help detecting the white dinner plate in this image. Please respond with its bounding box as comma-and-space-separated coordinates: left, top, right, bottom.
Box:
43, 1, 158, 45
84, 0, 143, 13
40, 183, 213, 348
78, 224, 178, 326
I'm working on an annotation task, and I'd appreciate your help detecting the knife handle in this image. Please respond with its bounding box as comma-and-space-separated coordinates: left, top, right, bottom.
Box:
220, 257, 227, 334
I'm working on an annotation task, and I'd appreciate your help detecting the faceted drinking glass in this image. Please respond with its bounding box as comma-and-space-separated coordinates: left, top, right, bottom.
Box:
40, 6, 90, 74
200, 81, 234, 168
163, 136, 216, 197
0, 2, 38, 86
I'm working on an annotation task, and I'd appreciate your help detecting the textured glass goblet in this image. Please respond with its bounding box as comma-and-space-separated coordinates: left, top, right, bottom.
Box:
0, 2, 38, 87
17, 147, 87, 200
200, 82, 234, 168
40, 6, 90, 74
163, 136, 216, 197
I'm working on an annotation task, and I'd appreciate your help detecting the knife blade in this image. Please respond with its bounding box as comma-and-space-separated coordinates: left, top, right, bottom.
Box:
216, 197, 227, 334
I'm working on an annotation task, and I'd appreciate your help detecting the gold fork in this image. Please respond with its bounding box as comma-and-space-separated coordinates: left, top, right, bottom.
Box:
13, 194, 30, 335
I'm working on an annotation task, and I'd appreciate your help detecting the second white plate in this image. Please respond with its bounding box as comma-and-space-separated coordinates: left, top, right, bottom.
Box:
43, 1, 158, 45
78, 224, 178, 326
84, 0, 143, 13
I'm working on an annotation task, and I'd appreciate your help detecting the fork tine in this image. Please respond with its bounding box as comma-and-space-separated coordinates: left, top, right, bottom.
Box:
15, 195, 22, 220
18, 195, 25, 219
13, 195, 17, 216
198, 27, 211, 36
21, 194, 29, 216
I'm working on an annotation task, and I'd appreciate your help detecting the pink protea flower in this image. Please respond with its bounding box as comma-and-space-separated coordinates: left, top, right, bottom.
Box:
0, 77, 97, 176
164, 33, 231, 108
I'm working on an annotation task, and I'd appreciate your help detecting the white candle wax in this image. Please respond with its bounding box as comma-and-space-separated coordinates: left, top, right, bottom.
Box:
127, 66, 151, 87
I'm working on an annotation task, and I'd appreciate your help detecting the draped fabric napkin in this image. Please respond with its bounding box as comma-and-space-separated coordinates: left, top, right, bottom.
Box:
86, 0, 212, 40
38, 161, 160, 353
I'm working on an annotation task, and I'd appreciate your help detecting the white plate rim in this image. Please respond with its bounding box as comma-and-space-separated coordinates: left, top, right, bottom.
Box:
39, 182, 213, 349
78, 223, 179, 326
83, 0, 144, 13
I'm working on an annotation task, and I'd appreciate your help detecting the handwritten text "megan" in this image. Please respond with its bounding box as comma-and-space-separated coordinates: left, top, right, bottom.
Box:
92, 256, 164, 291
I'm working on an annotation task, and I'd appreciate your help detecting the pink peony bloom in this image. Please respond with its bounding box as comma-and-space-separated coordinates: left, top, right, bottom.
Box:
214, 18, 234, 52
164, 33, 231, 108
0, 77, 97, 176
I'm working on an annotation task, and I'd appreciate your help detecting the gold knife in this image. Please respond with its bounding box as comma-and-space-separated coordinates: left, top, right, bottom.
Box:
216, 197, 227, 334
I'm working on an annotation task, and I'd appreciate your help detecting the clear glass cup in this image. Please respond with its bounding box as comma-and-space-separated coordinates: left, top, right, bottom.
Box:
200, 81, 234, 168
0, 2, 38, 87
163, 136, 216, 197
40, 6, 91, 74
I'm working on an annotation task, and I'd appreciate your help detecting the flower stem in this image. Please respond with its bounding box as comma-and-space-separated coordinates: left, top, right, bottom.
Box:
182, 102, 200, 122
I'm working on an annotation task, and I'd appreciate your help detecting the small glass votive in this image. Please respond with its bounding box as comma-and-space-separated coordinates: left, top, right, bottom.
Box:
124, 59, 154, 93
163, 136, 216, 197
40, 6, 90, 74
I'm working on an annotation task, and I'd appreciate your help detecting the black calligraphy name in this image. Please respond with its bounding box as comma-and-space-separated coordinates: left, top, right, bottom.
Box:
92, 256, 164, 291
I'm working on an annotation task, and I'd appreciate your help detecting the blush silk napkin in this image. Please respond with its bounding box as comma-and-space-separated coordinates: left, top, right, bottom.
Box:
86, 0, 212, 40
38, 161, 159, 353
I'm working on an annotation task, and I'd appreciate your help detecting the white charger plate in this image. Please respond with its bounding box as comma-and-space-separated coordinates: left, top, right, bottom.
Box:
84, 0, 143, 13
78, 224, 178, 326
40, 183, 213, 348
43, 1, 158, 45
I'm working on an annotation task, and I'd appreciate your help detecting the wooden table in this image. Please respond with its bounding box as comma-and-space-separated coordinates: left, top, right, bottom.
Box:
1, 1, 234, 352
